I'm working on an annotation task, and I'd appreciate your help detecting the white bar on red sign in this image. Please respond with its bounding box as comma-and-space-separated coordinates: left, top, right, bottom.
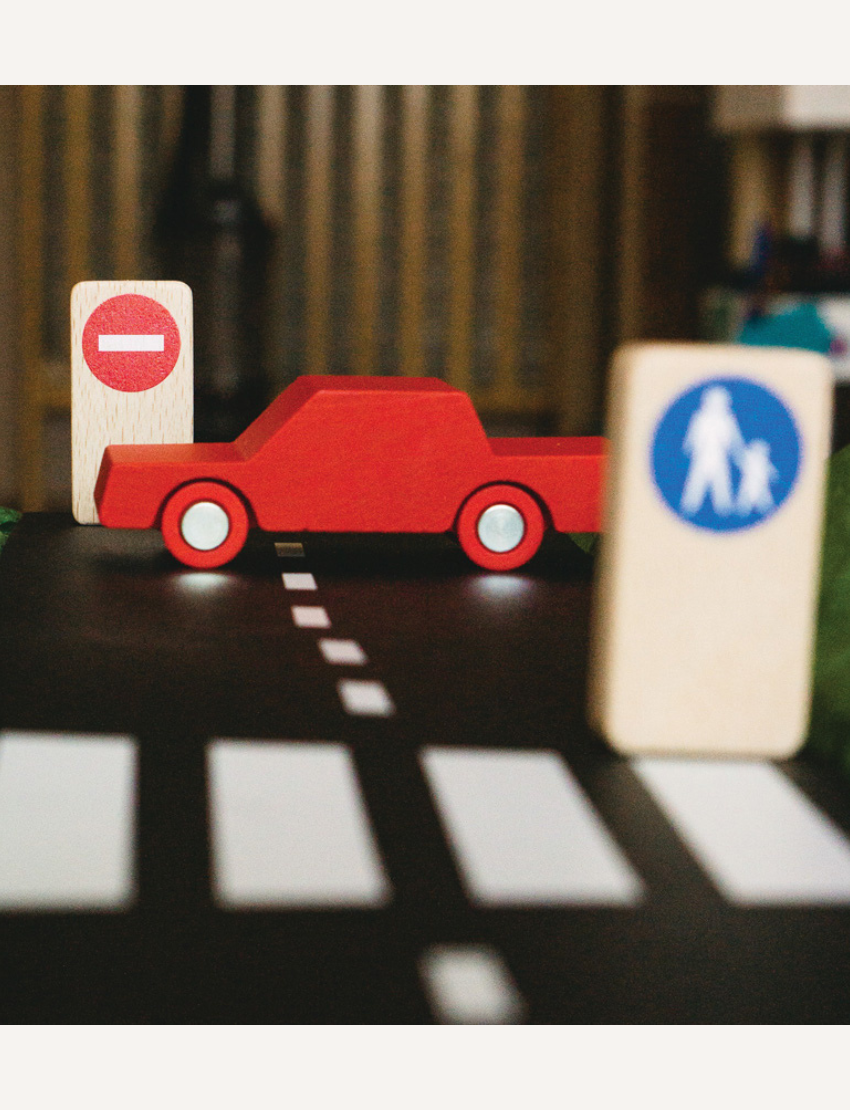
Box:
633, 758, 850, 905
208, 740, 390, 908
98, 334, 165, 352
0, 731, 137, 910
419, 944, 526, 1024
421, 747, 643, 906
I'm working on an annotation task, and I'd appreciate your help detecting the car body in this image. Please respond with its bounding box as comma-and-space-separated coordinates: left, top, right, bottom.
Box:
95, 375, 606, 569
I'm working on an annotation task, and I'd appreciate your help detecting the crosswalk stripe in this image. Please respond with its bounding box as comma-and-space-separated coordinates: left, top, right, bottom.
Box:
208, 740, 390, 908
0, 731, 136, 910
633, 758, 850, 905
421, 747, 643, 906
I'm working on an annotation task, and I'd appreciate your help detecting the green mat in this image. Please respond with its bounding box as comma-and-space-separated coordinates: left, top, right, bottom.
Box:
0, 508, 20, 556
568, 532, 598, 555
807, 445, 850, 772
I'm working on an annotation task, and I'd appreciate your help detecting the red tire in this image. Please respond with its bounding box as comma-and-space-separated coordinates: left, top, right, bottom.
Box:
456, 484, 545, 570
160, 482, 250, 569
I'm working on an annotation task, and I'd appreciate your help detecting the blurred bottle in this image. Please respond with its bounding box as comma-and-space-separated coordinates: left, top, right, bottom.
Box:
155, 86, 272, 441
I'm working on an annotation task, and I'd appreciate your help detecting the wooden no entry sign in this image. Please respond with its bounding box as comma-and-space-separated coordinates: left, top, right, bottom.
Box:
82, 294, 181, 393
71, 281, 193, 524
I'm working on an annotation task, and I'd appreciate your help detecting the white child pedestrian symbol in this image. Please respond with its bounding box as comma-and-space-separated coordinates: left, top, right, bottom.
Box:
736, 440, 778, 515
679, 386, 777, 517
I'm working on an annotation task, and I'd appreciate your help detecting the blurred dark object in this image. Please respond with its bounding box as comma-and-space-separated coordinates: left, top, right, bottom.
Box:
155, 86, 272, 442
832, 385, 850, 452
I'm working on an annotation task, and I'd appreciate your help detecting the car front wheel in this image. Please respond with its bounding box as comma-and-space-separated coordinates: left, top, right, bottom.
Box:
456, 484, 545, 570
161, 482, 250, 568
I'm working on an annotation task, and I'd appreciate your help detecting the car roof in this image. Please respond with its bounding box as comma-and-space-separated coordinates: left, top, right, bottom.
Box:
236, 374, 464, 456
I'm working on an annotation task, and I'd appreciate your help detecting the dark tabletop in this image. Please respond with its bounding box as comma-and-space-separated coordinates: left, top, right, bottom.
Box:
0, 514, 849, 1022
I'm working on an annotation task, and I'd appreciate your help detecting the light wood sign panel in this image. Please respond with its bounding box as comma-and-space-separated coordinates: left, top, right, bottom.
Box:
589, 342, 833, 758
71, 281, 193, 524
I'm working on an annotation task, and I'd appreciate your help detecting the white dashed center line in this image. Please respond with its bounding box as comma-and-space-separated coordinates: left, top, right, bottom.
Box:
420, 944, 526, 1023
282, 572, 317, 591
278, 539, 396, 715
292, 605, 331, 629
337, 679, 395, 717
319, 638, 368, 666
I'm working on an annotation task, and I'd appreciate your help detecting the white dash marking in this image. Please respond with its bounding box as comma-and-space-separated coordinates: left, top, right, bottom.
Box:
319, 639, 368, 666
0, 731, 137, 911
275, 542, 304, 558
420, 945, 526, 1024
208, 740, 390, 908
634, 758, 850, 906
292, 605, 330, 629
338, 679, 395, 717
98, 333, 164, 352
421, 748, 643, 906
282, 572, 317, 591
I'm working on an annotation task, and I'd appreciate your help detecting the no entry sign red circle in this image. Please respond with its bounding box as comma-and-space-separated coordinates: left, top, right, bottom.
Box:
82, 294, 181, 392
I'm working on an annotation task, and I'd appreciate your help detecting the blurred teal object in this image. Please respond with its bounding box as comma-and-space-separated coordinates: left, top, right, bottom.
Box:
0, 508, 20, 555
738, 302, 834, 354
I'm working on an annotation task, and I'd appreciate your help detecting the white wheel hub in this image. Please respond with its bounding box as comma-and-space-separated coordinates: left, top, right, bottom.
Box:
476, 503, 525, 553
180, 501, 231, 551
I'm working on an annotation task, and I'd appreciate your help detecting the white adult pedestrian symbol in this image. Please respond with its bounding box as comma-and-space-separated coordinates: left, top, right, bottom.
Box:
652, 376, 801, 533
680, 386, 746, 515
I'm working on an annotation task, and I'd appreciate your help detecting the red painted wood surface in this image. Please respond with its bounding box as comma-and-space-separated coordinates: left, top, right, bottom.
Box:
95, 375, 606, 568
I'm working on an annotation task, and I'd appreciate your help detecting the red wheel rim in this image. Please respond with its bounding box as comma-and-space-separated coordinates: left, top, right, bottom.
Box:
161, 482, 250, 568
456, 484, 545, 570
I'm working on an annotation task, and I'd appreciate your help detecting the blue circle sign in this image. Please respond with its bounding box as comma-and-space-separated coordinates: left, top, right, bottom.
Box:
651, 376, 801, 532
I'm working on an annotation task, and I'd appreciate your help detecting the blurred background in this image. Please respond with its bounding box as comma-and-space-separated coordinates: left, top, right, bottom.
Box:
5, 85, 848, 513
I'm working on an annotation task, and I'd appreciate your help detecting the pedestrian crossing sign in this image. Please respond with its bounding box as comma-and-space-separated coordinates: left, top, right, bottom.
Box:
651, 376, 802, 532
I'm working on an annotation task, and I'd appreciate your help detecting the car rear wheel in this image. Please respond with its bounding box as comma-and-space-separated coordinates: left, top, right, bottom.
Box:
456, 484, 545, 570
161, 482, 250, 568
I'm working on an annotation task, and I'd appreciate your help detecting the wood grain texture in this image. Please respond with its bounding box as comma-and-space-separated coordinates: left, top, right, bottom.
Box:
65, 86, 92, 297
546, 87, 607, 437
113, 87, 142, 279
19, 86, 46, 511
304, 87, 334, 376
256, 85, 287, 229
71, 280, 193, 524
617, 87, 646, 344
589, 342, 833, 758
491, 86, 524, 408
352, 86, 383, 376
399, 86, 428, 377
447, 86, 478, 397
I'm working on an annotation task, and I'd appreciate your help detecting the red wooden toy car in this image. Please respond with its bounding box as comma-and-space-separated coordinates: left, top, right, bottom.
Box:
95, 375, 605, 570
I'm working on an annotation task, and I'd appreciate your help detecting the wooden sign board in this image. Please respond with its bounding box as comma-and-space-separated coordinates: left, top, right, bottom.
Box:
71, 281, 193, 524
589, 342, 833, 758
